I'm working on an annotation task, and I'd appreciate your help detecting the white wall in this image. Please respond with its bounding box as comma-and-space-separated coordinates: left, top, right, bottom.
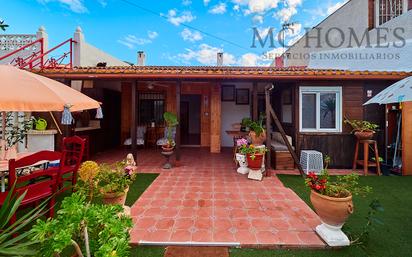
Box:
283, 0, 369, 67
73, 27, 128, 67
284, 0, 412, 67
220, 83, 252, 147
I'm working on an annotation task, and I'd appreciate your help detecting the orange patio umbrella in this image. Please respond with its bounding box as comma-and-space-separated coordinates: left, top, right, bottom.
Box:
0, 65, 102, 134
0, 65, 100, 112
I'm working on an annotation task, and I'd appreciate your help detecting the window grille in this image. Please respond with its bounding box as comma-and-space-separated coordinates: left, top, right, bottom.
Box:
138, 92, 165, 125
377, 0, 405, 25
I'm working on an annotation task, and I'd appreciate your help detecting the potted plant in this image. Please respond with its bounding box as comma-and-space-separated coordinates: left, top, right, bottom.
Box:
77, 161, 136, 206
235, 138, 249, 174
98, 163, 136, 206
1, 112, 34, 160
162, 112, 178, 152
344, 119, 379, 140
239, 143, 267, 170
241, 116, 266, 145
30, 192, 133, 257
305, 171, 371, 246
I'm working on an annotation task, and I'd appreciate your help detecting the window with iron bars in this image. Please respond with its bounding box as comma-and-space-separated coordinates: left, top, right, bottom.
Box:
376, 0, 408, 25
138, 92, 165, 126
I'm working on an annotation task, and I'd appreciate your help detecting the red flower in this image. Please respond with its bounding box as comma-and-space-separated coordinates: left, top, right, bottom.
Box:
315, 184, 321, 190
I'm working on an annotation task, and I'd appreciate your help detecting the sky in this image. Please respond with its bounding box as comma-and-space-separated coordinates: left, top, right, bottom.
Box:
1, 0, 348, 66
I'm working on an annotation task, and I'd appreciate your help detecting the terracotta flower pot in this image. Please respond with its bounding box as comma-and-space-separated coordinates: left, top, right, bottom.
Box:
102, 187, 129, 206
310, 190, 354, 228
354, 130, 374, 140
246, 153, 264, 170
249, 130, 266, 145
162, 144, 174, 152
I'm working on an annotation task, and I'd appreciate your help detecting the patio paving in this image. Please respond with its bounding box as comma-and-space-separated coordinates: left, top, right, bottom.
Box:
95, 148, 326, 248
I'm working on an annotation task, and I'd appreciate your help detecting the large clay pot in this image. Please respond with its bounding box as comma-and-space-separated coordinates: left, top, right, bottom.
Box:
249, 130, 266, 145
102, 187, 129, 206
354, 130, 374, 140
246, 153, 264, 170
310, 190, 353, 228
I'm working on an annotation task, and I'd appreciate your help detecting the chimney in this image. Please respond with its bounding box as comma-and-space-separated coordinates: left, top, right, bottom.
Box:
217, 52, 223, 66
137, 51, 146, 66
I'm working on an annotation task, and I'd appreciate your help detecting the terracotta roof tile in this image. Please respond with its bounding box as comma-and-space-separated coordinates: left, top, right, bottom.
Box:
33, 66, 412, 80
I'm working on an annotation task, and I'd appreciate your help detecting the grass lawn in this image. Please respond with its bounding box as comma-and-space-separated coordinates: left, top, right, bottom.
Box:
132, 175, 412, 257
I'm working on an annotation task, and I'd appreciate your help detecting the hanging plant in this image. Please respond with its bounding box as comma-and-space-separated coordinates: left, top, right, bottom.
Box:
2, 112, 34, 149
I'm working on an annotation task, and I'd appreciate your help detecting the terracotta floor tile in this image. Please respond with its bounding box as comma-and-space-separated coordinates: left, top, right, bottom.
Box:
145, 229, 172, 242
155, 218, 175, 230
113, 148, 326, 248
195, 218, 213, 229
234, 229, 258, 244
250, 218, 272, 229
213, 229, 236, 242
192, 229, 213, 242
213, 219, 233, 230
255, 231, 279, 244
135, 217, 157, 229
179, 208, 197, 218
174, 218, 195, 230
232, 218, 252, 230
170, 229, 192, 242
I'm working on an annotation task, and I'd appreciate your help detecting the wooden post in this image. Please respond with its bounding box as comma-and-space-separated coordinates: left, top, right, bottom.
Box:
265, 87, 271, 175
402, 102, 412, 175
175, 81, 181, 161
210, 82, 221, 153
131, 81, 137, 160
265, 85, 304, 176
252, 82, 258, 120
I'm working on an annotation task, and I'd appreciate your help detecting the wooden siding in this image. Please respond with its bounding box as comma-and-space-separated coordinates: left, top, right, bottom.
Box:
402, 102, 412, 175
298, 133, 357, 168
342, 83, 364, 132
120, 82, 132, 143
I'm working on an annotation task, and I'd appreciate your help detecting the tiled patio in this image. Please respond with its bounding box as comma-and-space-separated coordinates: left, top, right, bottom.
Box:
95, 148, 326, 248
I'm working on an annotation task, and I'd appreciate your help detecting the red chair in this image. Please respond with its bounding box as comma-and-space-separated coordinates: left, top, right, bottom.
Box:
0, 151, 62, 224
60, 136, 86, 192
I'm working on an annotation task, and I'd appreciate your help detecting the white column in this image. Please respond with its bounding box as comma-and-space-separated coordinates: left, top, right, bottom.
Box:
36, 26, 48, 66
73, 26, 84, 67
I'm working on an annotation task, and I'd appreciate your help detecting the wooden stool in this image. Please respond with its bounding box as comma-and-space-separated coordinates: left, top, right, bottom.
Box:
352, 139, 381, 176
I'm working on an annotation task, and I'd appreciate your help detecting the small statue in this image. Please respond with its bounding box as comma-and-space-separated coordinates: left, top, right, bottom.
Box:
126, 153, 136, 166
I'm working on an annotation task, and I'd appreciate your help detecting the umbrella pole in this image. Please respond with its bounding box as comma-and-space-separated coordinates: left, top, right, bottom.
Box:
49, 112, 62, 135
1, 112, 5, 140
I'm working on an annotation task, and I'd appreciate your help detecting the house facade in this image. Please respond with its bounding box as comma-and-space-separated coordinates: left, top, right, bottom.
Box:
37, 66, 411, 170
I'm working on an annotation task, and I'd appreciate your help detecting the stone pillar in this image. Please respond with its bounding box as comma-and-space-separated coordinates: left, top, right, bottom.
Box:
36, 26, 48, 66
73, 26, 84, 67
